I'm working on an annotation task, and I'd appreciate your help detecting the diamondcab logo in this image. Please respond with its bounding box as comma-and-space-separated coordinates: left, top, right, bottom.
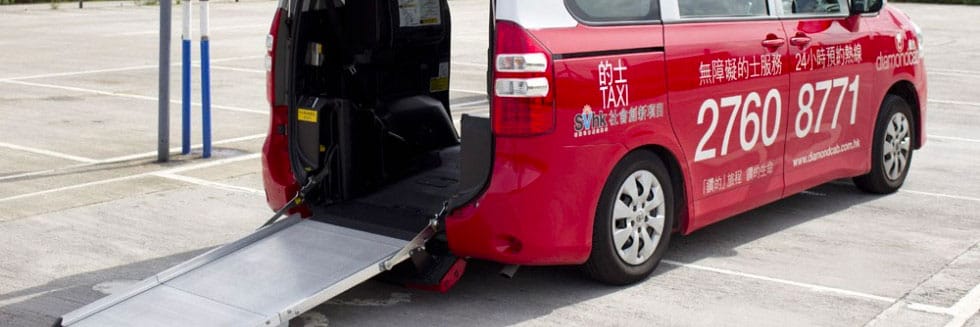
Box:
895, 32, 906, 53
573, 105, 609, 138
876, 32, 919, 71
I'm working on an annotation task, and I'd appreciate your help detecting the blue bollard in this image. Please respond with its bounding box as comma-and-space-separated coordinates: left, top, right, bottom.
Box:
200, 0, 212, 159
181, 0, 192, 155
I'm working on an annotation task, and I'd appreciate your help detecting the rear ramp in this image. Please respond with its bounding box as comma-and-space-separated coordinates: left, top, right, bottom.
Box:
58, 216, 430, 327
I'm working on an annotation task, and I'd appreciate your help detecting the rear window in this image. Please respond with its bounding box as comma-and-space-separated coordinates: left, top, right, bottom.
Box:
679, 0, 768, 18
564, 0, 661, 23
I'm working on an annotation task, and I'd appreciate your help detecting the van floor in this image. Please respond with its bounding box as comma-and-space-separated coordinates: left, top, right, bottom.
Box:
311, 146, 460, 240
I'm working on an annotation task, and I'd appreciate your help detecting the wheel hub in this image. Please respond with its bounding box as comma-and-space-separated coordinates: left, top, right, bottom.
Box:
612, 170, 667, 266
882, 112, 911, 181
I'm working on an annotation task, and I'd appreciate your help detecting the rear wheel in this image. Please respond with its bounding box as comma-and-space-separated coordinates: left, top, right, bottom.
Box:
583, 151, 674, 285
854, 95, 915, 194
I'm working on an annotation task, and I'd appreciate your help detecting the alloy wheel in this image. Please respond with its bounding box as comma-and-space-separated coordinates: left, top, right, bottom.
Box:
612, 170, 666, 265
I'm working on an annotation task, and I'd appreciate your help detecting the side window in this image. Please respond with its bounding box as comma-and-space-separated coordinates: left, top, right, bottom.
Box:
784, 0, 844, 14
679, 0, 768, 18
851, 0, 881, 12
565, 0, 661, 23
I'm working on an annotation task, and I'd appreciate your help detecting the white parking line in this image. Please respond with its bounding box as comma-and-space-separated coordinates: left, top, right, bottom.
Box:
933, 72, 979, 79
100, 133, 267, 163
159, 153, 262, 174
930, 99, 980, 108
207, 56, 266, 64
662, 260, 897, 303
828, 181, 980, 204
930, 135, 980, 144
0, 79, 267, 115
152, 172, 264, 195
931, 71, 979, 78
208, 65, 265, 74
0, 173, 146, 204
931, 69, 980, 77
0, 153, 261, 203
901, 190, 980, 203
0, 142, 98, 164
907, 302, 954, 315
945, 282, 980, 327
110, 24, 268, 37
2, 56, 263, 81
4, 65, 158, 81
663, 260, 966, 321
0, 134, 267, 182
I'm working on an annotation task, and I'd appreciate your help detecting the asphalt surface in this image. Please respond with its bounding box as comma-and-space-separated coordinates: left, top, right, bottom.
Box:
1, 1, 978, 326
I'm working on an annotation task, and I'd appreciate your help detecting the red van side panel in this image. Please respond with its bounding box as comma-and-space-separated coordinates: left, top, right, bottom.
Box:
446, 23, 678, 265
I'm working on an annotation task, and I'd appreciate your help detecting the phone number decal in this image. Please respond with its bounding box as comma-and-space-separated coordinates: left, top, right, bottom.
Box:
694, 75, 861, 163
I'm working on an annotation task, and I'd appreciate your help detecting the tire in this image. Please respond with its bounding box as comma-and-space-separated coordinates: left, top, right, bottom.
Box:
854, 95, 915, 194
582, 151, 675, 285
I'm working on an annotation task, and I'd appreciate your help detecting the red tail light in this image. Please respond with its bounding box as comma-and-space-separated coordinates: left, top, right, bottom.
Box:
262, 7, 298, 212
266, 9, 282, 105
492, 21, 556, 136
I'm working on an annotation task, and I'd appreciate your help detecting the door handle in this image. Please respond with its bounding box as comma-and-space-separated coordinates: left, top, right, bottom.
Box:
761, 38, 786, 49
790, 36, 812, 47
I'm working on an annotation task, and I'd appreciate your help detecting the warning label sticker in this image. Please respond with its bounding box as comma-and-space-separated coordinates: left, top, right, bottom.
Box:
398, 0, 441, 27
297, 108, 318, 123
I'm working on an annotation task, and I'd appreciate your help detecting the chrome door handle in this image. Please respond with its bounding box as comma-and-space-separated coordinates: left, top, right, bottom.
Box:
790, 36, 812, 47
762, 38, 786, 49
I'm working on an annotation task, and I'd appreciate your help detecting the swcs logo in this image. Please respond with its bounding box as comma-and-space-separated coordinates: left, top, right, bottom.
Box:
574, 105, 609, 138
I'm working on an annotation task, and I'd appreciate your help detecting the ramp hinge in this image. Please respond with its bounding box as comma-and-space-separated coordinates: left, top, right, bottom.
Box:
382, 218, 438, 271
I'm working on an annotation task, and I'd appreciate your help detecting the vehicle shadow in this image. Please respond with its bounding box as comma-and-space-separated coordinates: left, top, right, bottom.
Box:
3, 181, 883, 327
310, 180, 885, 326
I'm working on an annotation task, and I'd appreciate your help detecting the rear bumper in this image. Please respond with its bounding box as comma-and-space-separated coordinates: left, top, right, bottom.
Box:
445, 141, 624, 266
262, 113, 299, 211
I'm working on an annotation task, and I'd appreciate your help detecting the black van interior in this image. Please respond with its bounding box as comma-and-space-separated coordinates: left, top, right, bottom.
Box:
288, 0, 491, 240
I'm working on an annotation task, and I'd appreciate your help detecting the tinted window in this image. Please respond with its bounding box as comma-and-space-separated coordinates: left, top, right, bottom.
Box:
679, 0, 768, 18
565, 0, 661, 23
783, 0, 844, 14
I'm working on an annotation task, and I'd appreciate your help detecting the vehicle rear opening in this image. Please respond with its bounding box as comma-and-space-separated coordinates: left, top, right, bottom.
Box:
286, 0, 491, 240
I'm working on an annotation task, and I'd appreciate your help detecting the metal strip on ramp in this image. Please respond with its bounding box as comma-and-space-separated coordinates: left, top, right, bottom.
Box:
60, 217, 412, 327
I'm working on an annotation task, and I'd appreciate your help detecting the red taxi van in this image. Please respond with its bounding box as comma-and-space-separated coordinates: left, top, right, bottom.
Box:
261, 0, 927, 285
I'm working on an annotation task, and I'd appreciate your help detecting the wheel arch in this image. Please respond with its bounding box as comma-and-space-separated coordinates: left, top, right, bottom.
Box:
885, 80, 922, 149
624, 144, 689, 233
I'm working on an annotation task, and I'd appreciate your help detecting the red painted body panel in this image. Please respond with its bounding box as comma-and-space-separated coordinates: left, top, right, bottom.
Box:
447, 24, 671, 265
528, 24, 664, 55
872, 7, 928, 149
261, 8, 300, 212
445, 141, 623, 265
663, 20, 790, 232
262, 105, 298, 211
780, 15, 878, 196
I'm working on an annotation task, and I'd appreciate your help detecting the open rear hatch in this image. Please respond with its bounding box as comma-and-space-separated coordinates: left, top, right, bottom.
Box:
286, 0, 490, 239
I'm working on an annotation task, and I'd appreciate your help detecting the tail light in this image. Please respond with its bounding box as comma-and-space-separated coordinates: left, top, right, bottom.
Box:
492, 21, 555, 136
266, 9, 282, 105
262, 7, 299, 212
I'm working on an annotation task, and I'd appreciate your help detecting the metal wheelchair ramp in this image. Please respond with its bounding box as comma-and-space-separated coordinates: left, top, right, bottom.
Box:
58, 217, 426, 327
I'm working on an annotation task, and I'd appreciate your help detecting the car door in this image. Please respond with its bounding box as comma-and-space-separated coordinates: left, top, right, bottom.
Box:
663, 0, 791, 230
778, 0, 878, 194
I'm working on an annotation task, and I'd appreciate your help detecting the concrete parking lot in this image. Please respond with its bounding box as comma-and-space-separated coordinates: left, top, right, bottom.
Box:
1, 1, 978, 326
